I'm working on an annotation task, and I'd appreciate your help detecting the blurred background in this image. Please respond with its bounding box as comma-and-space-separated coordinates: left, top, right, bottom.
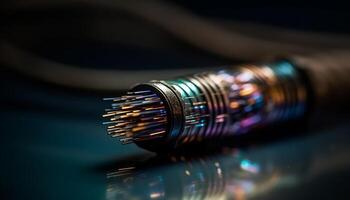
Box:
1, 1, 350, 200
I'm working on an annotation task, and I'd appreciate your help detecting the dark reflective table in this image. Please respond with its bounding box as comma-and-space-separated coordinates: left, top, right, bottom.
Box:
105, 126, 350, 200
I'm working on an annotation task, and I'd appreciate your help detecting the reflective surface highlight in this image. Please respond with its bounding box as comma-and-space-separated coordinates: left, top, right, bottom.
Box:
106, 128, 350, 200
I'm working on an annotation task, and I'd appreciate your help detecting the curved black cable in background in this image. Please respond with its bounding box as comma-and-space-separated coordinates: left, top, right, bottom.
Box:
1, 0, 350, 92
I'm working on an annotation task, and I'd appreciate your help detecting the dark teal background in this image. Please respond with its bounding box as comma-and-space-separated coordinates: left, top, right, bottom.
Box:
1, 2, 350, 199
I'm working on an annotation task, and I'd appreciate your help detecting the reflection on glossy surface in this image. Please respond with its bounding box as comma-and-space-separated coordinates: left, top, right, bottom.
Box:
106, 131, 350, 200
